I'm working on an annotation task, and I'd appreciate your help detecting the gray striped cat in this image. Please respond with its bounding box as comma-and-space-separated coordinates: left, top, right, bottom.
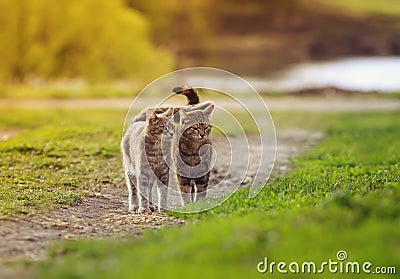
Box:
121, 108, 174, 213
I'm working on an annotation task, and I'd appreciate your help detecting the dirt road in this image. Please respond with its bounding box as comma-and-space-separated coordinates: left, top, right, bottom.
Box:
1, 96, 399, 111
0, 129, 323, 263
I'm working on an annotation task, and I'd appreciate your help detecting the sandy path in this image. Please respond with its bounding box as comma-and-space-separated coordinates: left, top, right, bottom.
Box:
0, 96, 399, 111
0, 131, 20, 141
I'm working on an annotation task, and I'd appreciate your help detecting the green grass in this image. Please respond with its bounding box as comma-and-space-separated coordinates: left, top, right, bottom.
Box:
26, 110, 399, 278
0, 109, 127, 218
317, 0, 400, 16
1, 107, 398, 278
0, 107, 262, 218
0, 83, 139, 99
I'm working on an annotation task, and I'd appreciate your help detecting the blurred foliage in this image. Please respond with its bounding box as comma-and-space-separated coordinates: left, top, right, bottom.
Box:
125, 0, 218, 56
125, 0, 303, 50
320, 0, 400, 16
0, 0, 398, 85
0, 0, 172, 83
125, 0, 400, 76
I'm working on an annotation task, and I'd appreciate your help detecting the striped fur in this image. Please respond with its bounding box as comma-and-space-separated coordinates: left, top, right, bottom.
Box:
173, 104, 214, 205
122, 108, 174, 213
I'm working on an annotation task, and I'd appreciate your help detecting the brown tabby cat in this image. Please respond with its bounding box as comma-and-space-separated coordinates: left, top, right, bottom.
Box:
174, 104, 214, 205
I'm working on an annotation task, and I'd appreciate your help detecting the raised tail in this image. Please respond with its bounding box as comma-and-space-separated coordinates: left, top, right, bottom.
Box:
172, 86, 200, 105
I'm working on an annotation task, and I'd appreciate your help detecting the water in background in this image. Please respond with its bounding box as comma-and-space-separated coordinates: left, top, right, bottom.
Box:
189, 57, 400, 93
260, 56, 400, 92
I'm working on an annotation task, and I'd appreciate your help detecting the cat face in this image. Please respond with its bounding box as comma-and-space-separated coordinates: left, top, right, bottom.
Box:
183, 123, 212, 139
179, 104, 214, 140
162, 118, 175, 139
146, 108, 175, 139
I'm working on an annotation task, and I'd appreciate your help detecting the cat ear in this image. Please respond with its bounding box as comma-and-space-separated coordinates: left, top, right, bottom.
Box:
164, 107, 174, 117
179, 109, 188, 123
204, 104, 215, 116
146, 109, 157, 120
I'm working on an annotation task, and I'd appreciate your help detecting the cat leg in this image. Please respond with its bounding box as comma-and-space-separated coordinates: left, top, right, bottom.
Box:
126, 172, 139, 212
125, 172, 133, 211
148, 180, 156, 212
177, 175, 194, 205
137, 175, 151, 214
190, 181, 196, 203
195, 172, 210, 201
156, 173, 169, 212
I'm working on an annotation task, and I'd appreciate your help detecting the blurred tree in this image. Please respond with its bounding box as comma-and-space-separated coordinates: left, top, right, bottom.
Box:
0, 0, 173, 83
123, 0, 305, 70
125, 0, 303, 43
125, 0, 217, 64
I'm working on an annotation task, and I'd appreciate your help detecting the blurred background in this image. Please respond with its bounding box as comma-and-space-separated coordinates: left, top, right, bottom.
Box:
1, 1, 400, 276
1, 0, 400, 97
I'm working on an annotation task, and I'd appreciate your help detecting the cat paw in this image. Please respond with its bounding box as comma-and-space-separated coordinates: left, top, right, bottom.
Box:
128, 205, 139, 213
137, 207, 150, 214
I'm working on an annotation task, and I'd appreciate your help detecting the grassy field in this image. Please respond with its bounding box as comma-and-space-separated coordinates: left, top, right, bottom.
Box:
0, 106, 264, 218
0, 109, 127, 218
33, 111, 398, 278
0, 83, 140, 99
319, 0, 400, 16
1, 105, 398, 277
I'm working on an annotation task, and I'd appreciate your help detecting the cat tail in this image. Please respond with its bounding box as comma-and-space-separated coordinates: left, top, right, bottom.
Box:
172, 87, 200, 105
